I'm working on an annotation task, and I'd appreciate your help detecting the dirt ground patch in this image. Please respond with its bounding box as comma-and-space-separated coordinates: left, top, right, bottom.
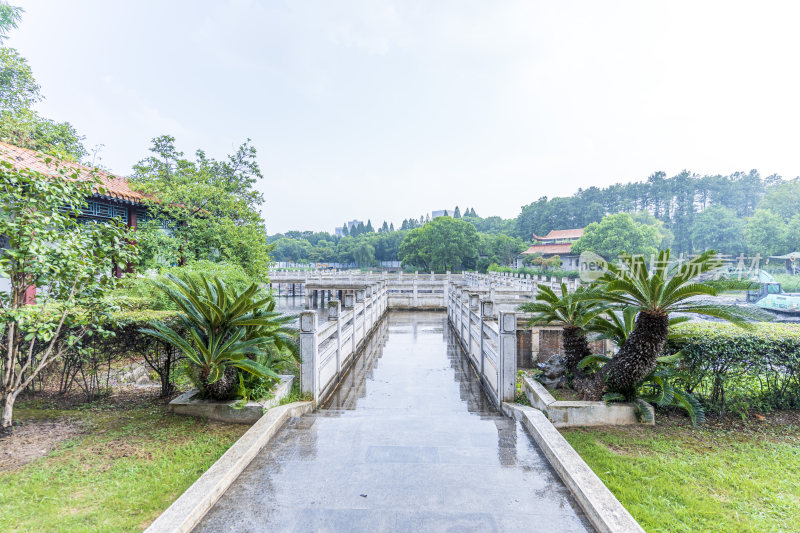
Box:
0, 418, 84, 471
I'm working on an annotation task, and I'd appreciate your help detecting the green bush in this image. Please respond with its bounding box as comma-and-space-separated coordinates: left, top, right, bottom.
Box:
667, 322, 800, 415
110, 260, 263, 311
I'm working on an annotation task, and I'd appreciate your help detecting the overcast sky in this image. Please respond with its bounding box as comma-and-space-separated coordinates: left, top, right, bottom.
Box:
8, 1, 800, 233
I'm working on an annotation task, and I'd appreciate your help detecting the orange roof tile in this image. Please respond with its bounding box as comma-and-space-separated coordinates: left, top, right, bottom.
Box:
522, 243, 575, 255
532, 228, 584, 241
0, 142, 146, 204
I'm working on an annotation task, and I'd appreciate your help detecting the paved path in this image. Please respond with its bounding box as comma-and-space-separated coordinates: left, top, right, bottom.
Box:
196, 312, 593, 532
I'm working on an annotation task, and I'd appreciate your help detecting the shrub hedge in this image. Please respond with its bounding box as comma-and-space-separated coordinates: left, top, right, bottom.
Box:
667, 322, 800, 415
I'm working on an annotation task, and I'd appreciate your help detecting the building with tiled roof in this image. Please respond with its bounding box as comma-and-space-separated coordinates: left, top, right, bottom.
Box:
0, 142, 149, 227
522, 228, 585, 270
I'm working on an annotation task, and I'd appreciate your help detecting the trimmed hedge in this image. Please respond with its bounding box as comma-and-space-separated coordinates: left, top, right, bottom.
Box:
667, 322, 800, 415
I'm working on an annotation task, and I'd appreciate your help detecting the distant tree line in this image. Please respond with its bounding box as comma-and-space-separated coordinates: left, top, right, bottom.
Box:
274, 170, 800, 272
269, 207, 525, 272
515, 170, 798, 256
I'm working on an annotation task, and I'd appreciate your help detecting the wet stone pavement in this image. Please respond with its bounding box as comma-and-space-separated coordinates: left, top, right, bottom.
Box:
195, 312, 593, 532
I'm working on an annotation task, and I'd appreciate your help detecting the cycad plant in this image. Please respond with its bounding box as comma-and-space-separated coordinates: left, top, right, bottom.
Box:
518, 284, 608, 377
141, 274, 297, 400
581, 308, 704, 424
580, 249, 755, 400
578, 350, 706, 425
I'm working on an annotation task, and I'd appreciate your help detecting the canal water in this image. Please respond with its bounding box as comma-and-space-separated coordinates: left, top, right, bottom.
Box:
195, 312, 592, 532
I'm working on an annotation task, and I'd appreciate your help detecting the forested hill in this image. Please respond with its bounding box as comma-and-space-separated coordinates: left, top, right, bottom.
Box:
269, 169, 800, 267
515, 170, 785, 252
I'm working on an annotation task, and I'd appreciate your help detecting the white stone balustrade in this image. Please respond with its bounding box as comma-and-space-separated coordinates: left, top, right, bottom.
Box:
299, 281, 388, 405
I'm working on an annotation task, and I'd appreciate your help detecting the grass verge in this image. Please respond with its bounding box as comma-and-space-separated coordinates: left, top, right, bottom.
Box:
0, 396, 247, 532
561, 413, 800, 533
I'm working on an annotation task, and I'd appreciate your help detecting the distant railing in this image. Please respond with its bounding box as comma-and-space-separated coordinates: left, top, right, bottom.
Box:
463, 271, 582, 292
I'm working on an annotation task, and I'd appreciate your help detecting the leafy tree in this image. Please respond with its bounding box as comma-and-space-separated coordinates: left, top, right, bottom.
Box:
399, 216, 478, 272
0, 9, 87, 161
365, 219, 374, 233
0, 2, 22, 43
341, 223, 349, 236
785, 215, 800, 253
757, 178, 800, 221
370, 231, 405, 262
631, 211, 674, 249
0, 109, 87, 160
478, 233, 524, 270
745, 209, 786, 257
691, 205, 747, 255
1, 159, 137, 431
270, 238, 311, 262
465, 215, 513, 235
0, 46, 39, 113
571, 213, 662, 260
389, 222, 395, 232
453, 206, 461, 218
380, 220, 389, 233
353, 240, 375, 267
131, 135, 270, 276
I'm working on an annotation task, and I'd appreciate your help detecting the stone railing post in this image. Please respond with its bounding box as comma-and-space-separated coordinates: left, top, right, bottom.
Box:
454, 288, 462, 332
413, 272, 419, 307
498, 311, 517, 403
343, 292, 355, 355
356, 289, 366, 347
480, 299, 494, 378
365, 285, 373, 331
328, 300, 342, 376
299, 310, 318, 404
460, 291, 469, 349
468, 293, 479, 359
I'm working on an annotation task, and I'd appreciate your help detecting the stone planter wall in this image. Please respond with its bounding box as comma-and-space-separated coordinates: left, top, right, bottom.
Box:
168, 375, 295, 424
523, 376, 653, 427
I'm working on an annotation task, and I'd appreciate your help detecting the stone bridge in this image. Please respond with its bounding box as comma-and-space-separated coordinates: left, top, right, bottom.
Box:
147, 270, 639, 533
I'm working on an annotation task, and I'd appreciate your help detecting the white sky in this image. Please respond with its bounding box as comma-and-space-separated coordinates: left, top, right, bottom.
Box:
8, 0, 800, 233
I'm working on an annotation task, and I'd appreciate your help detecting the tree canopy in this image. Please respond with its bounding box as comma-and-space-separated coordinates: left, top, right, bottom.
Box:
691, 206, 747, 256
399, 216, 478, 272
131, 135, 270, 276
571, 213, 662, 260
0, 6, 86, 160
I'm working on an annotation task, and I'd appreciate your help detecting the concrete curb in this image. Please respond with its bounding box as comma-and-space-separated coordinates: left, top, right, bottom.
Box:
145, 401, 313, 533
502, 402, 645, 533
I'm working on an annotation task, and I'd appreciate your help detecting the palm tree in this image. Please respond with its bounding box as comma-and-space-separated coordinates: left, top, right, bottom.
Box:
141, 274, 297, 400
519, 284, 607, 377
580, 250, 756, 400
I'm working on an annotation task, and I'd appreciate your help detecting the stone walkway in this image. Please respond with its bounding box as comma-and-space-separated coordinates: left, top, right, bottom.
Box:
195, 312, 593, 532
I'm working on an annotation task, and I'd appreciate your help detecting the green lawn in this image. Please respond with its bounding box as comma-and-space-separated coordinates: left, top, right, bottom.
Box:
0, 398, 246, 532
562, 414, 800, 533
